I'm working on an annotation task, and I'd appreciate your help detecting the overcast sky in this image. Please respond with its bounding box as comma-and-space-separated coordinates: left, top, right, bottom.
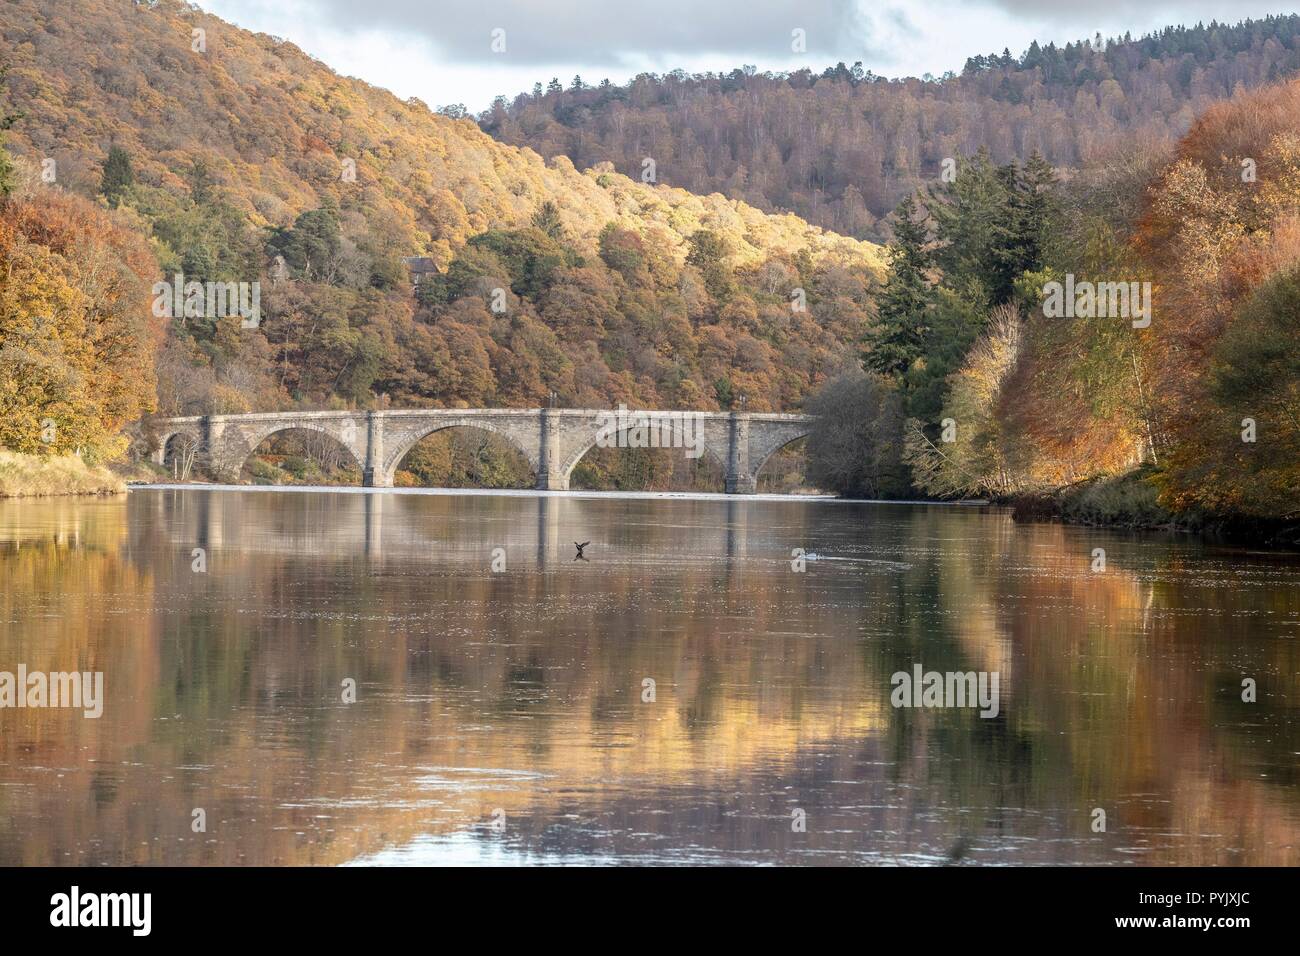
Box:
201, 0, 1299, 111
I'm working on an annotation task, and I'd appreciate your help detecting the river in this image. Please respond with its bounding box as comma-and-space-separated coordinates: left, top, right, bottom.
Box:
0, 487, 1296, 865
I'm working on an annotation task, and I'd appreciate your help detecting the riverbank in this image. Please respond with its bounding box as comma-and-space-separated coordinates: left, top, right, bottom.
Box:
1008, 467, 1300, 549
0, 451, 126, 497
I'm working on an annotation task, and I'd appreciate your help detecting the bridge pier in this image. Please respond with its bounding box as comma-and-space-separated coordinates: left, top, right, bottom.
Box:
724, 412, 756, 494
202, 417, 243, 484
725, 473, 758, 495
362, 411, 391, 487
534, 407, 568, 490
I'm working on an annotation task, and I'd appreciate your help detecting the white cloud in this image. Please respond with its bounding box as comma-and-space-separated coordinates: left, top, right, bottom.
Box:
198, 0, 1298, 111
212, 0, 875, 64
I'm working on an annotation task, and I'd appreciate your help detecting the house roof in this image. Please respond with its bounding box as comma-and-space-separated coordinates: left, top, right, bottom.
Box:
401, 256, 438, 274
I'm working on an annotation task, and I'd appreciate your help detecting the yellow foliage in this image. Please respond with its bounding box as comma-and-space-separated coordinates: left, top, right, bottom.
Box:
0, 0, 883, 277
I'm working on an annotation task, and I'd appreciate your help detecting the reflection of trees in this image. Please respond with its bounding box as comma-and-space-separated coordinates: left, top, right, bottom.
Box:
858, 508, 1300, 863
0, 501, 162, 865
0, 494, 1295, 865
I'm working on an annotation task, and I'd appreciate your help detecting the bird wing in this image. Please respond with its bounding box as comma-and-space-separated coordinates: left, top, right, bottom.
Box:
576, 541, 590, 548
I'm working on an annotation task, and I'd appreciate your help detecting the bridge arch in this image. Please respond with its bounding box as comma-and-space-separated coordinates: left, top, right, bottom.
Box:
749, 429, 812, 480
380, 420, 538, 488
153, 425, 204, 476
216, 418, 368, 481
156, 429, 187, 452
556, 417, 728, 488
381, 421, 537, 488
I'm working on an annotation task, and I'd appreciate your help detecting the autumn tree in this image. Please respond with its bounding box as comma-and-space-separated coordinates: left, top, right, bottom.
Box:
0, 189, 160, 460
803, 369, 907, 497
903, 305, 1025, 497
1202, 266, 1300, 515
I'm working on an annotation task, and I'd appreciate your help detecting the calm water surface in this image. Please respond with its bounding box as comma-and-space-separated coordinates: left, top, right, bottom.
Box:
0, 488, 1296, 865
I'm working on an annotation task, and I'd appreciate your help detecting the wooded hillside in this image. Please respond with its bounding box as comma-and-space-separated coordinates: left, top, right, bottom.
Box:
0, 0, 883, 424
483, 16, 1300, 241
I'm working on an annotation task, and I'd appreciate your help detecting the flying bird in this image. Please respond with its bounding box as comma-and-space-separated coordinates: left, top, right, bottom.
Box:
574, 541, 590, 561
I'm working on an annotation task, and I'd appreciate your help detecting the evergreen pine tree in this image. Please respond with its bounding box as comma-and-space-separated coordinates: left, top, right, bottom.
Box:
99, 145, 134, 208
531, 200, 565, 240
1018, 151, 1060, 268
863, 194, 932, 380
926, 148, 1005, 308
0, 142, 13, 198
0, 62, 23, 198
988, 151, 1060, 303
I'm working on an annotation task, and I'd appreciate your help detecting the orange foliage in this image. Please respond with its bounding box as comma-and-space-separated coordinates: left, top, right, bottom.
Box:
0, 186, 161, 457
1136, 78, 1300, 516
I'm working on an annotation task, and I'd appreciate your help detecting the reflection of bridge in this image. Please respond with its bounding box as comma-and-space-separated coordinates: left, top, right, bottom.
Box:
137, 487, 761, 567
150, 409, 814, 494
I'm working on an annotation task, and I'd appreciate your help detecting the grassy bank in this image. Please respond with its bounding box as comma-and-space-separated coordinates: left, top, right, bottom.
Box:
1010, 467, 1171, 530
1009, 466, 1300, 548
0, 450, 126, 497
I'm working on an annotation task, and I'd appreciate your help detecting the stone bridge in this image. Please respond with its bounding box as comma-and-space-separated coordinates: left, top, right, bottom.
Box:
149, 408, 814, 494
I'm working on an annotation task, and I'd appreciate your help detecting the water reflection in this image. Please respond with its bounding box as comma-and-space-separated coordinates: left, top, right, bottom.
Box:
0, 489, 1296, 865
